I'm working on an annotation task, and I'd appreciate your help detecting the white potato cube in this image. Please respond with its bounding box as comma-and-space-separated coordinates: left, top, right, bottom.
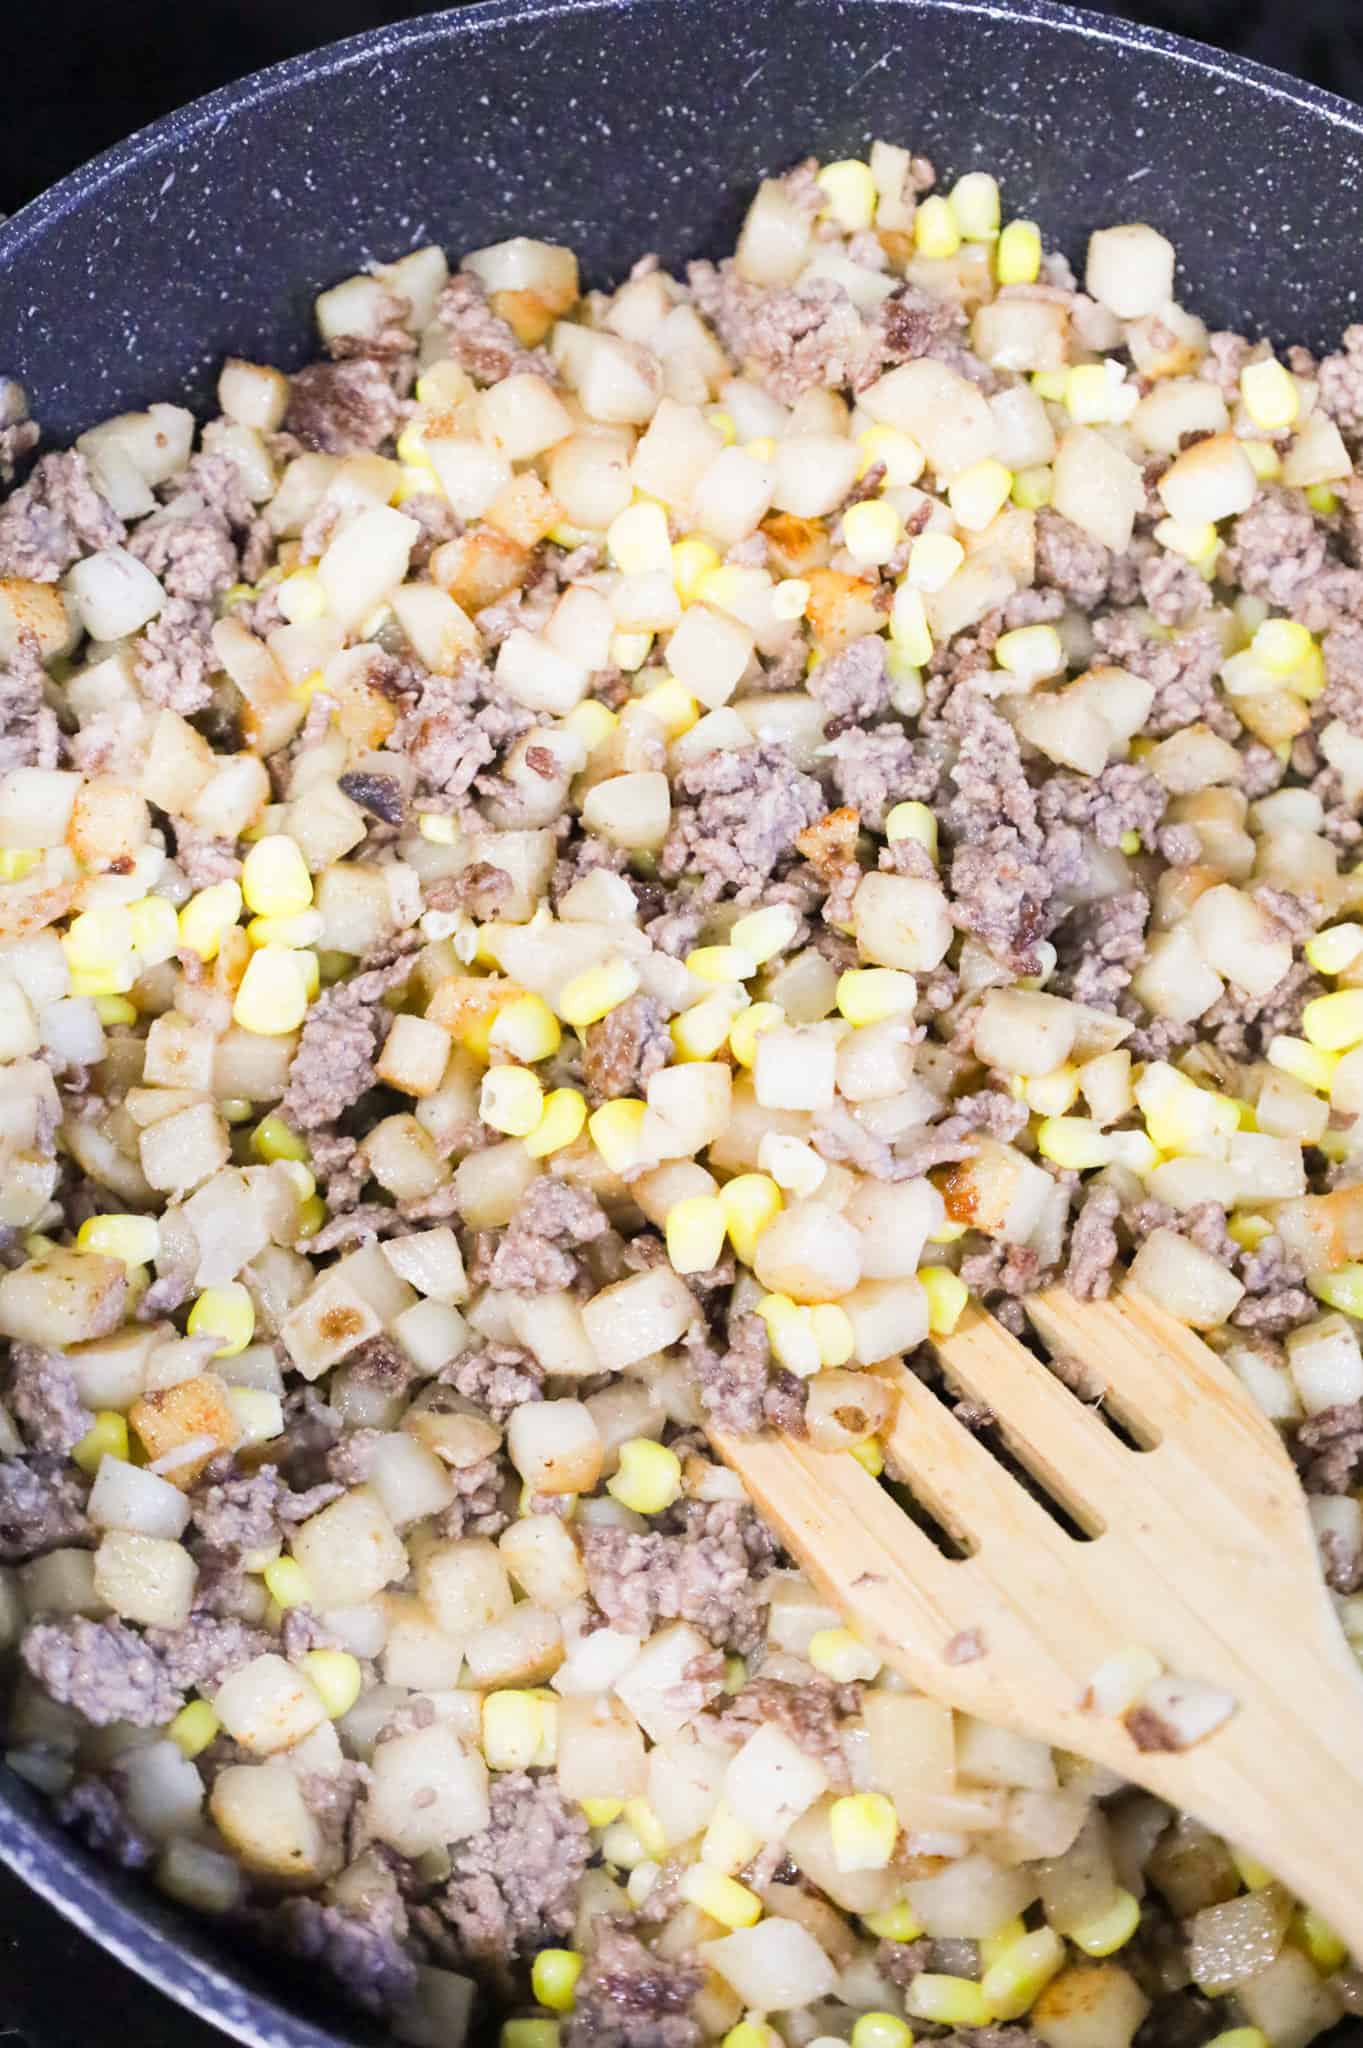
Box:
582, 1267, 696, 1373
1128, 1229, 1244, 1329
614, 1621, 717, 1742
506, 1400, 603, 1495
87, 1457, 191, 1541
289, 1487, 408, 1607
210, 1762, 328, 1884
852, 872, 952, 972
1051, 428, 1144, 553
64, 549, 164, 641
368, 1721, 490, 1855
724, 1723, 829, 1840
753, 1201, 863, 1303
214, 1653, 326, 1756
93, 1531, 196, 1630
701, 1921, 837, 2011
1157, 434, 1256, 527
1086, 225, 1175, 319
417, 1537, 513, 1638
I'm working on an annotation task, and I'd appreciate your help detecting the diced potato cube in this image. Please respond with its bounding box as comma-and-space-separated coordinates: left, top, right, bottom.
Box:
555, 1693, 647, 1802
463, 1603, 564, 1688
129, 1374, 239, 1485
210, 1762, 330, 1884
1031, 1963, 1151, 2048
0, 1250, 125, 1347
93, 1530, 196, 1629
418, 1537, 513, 1638
506, 1400, 603, 1495
382, 1226, 467, 1304
214, 1653, 327, 1756
289, 1487, 408, 1608
582, 1266, 696, 1373
280, 1270, 383, 1381
723, 1722, 829, 1840
139, 1101, 229, 1195
367, 1721, 490, 1855
499, 1515, 588, 1611
614, 1621, 715, 1743
377, 1013, 453, 1098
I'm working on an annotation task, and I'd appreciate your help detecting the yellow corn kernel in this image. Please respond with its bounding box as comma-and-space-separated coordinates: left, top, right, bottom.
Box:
671, 535, 722, 605
1203, 2035, 1269, 2048
233, 944, 309, 1034
300, 1649, 362, 1720
241, 834, 313, 919
980, 1926, 1066, 2019
275, 568, 328, 626
1308, 483, 1339, 515
91, 994, 137, 1025
1267, 1034, 1338, 1093
71, 1410, 130, 1476
1240, 357, 1299, 432
1021, 1066, 1080, 1116
64, 904, 135, 973
288, 668, 325, 709
587, 1097, 649, 1175
76, 1213, 160, 1272
743, 436, 776, 463
765, 576, 808, 622
501, 2023, 559, 2048
1114, 829, 1141, 857
396, 420, 432, 467
394, 463, 442, 505
920, 1266, 969, 1337
811, 1302, 854, 1366
1228, 1845, 1274, 1891
907, 531, 965, 592
728, 1000, 783, 1068
808, 1627, 882, 1683
0, 848, 39, 881
228, 1386, 285, 1448
293, 1194, 325, 1239
672, 986, 747, 1061
996, 216, 1042, 284
246, 910, 324, 950
947, 169, 1001, 241
817, 158, 878, 232
1068, 1888, 1143, 1957
1293, 1906, 1348, 1973
415, 360, 473, 410
755, 1292, 821, 1376
1303, 987, 1363, 1052
995, 623, 1065, 684
482, 1689, 544, 1771
687, 944, 757, 984
850, 1435, 884, 1476
722, 2026, 780, 2048
1252, 617, 1313, 676
607, 500, 672, 576
1227, 1212, 1272, 1254
559, 956, 641, 1029
906, 1976, 991, 2028
1309, 1265, 1363, 1318
857, 424, 925, 487
837, 967, 917, 1026
581, 1797, 624, 1828
890, 582, 934, 664
980, 1919, 1029, 1973
1011, 462, 1053, 509
616, 1798, 664, 1861
679, 1864, 763, 1928
563, 703, 621, 762
843, 498, 903, 567
1031, 370, 1070, 403
864, 1901, 925, 1943
1153, 514, 1220, 570
1306, 923, 1363, 976
611, 628, 654, 672
757, 1132, 826, 1198
914, 193, 961, 258
883, 802, 938, 863
850, 2012, 914, 2048
262, 1556, 312, 1609
720, 1173, 783, 1265
1242, 439, 1281, 482
169, 1700, 222, 1760
525, 1087, 588, 1159
701, 1799, 763, 1876
706, 409, 737, 446
725, 906, 795, 969
638, 675, 700, 738
1036, 1115, 1111, 1170
127, 894, 179, 966
418, 811, 460, 845
600, 1819, 647, 1870
665, 1194, 728, 1276
250, 1115, 309, 1164
480, 1065, 545, 1138
607, 1438, 682, 1516
187, 1283, 255, 1359
722, 1654, 746, 1693
948, 457, 1014, 532
178, 880, 243, 962
531, 1949, 583, 2014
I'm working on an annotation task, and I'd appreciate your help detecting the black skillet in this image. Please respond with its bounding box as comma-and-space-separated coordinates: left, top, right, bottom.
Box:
3, 0, 1363, 2040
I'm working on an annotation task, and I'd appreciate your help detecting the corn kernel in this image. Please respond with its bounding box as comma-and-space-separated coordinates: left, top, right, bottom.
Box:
251, 1115, 309, 1164
298, 1648, 362, 1720
295, 1195, 326, 1239
126, 894, 179, 966
907, 531, 965, 592
722, 2026, 779, 2048
588, 1097, 650, 1175
679, 1864, 763, 1928
837, 967, 917, 1026
76, 1213, 160, 1272
607, 1438, 682, 1516
1228, 1212, 1272, 1253
1008, 464, 1051, 512
995, 623, 1065, 685
1068, 1888, 1142, 1957
1267, 1034, 1338, 1093
666, 1194, 728, 1276
996, 216, 1042, 285
501, 2023, 559, 2048
914, 194, 960, 258
671, 535, 721, 604
1021, 1066, 1080, 1116
560, 956, 641, 1028
233, 944, 309, 1035
946, 170, 1001, 241
673, 986, 748, 1061
920, 1265, 969, 1337
0, 848, 39, 882
262, 1557, 311, 1608
817, 158, 878, 232
1240, 357, 1299, 432
607, 500, 672, 576
179, 880, 243, 962
1306, 923, 1363, 975
1308, 483, 1339, 515
743, 436, 776, 462
1241, 440, 1281, 481
1228, 1846, 1274, 1891
187, 1283, 255, 1359
638, 675, 700, 738
531, 1949, 583, 2014
64, 904, 133, 975
728, 1000, 783, 1068
71, 1409, 130, 1476
906, 1977, 991, 2028
864, 1901, 925, 1942
755, 1292, 821, 1376
687, 944, 757, 984
980, 1919, 1030, 1972
482, 1689, 545, 1770
770, 577, 810, 621
1036, 1115, 1111, 1170
418, 811, 460, 845
706, 409, 737, 446
241, 834, 313, 919
857, 424, 925, 487
581, 1797, 624, 1827
245, 910, 324, 951
757, 1131, 826, 1198
525, 1086, 588, 1159
891, 582, 934, 664
599, 1819, 646, 1870
1252, 616, 1313, 677
1063, 361, 1129, 427
169, 1699, 222, 1760
850, 2014, 914, 2048
1308, 1264, 1363, 1317
1289, 642, 1326, 701
481, 1065, 545, 1138
881, 804, 937, 865
843, 498, 903, 567
1303, 987, 1363, 1051
721, 1174, 782, 1265
611, 628, 654, 672
810, 1302, 854, 1367
723, 905, 795, 970
808, 1627, 882, 1683
948, 458, 1013, 532
275, 568, 328, 626
1203, 2035, 1269, 2048
980, 1927, 1066, 2019
1114, 828, 1142, 856
850, 1435, 884, 1475
1293, 1906, 1348, 1973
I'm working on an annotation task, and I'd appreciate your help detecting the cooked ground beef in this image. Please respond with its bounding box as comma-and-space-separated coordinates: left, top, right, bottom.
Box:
55, 1776, 153, 1870
565, 1921, 703, 2048
661, 744, 825, 900
436, 1772, 590, 1981
21, 1618, 183, 1727
0, 1456, 90, 1563
581, 1499, 776, 1654
582, 993, 672, 1106
5, 1343, 91, 1456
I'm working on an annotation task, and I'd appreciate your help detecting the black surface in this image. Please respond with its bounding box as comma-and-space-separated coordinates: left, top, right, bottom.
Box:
4, 2, 1363, 2045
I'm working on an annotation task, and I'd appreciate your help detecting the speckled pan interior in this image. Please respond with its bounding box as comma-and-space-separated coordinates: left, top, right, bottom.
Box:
2, 1, 1363, 2040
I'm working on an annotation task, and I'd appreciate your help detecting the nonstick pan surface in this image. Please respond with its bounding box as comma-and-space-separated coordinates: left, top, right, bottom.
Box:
3, 1, 1363, 2040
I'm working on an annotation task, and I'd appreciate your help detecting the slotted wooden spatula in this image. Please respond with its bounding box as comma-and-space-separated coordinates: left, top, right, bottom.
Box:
709, 1283, 1363, 1950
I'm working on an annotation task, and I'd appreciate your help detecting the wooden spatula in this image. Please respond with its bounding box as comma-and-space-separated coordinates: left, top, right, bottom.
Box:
709, 1283, 1363, 1950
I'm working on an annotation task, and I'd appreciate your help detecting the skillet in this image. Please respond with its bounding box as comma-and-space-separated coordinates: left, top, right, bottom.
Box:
3, 0, 1363, 2039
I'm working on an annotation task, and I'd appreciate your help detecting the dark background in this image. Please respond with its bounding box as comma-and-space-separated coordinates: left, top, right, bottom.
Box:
3, 0, 1363, 2039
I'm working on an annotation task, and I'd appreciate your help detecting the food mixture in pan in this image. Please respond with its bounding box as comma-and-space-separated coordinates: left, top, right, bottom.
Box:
4, 140, 1363, 2048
